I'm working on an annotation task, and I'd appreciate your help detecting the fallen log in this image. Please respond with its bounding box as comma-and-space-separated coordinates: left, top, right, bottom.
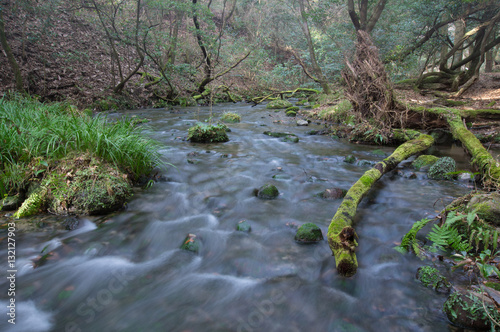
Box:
327, 134, 435, 277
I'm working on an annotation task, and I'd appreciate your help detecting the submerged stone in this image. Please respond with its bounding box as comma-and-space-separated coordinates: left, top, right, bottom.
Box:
286, 111, 297, 117
282, 135, 299, 143
263, 131, 296, 138
180, 233, 200, 253
257, 183, 279, 200
236, 220, 251, 232
321, 188, 347, 200
295, 223, 323, 243
428, 157, 456, 180
344, 155, 356, 164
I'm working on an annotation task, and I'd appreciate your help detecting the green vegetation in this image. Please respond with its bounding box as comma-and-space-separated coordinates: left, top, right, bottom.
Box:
0, 96, 164, 216
416, 266, 451, 292
266, 99, 293, 109
427, 157, 456, 180
295, 223, 324, 243
220, 112, 241, 123
187, 123, 229, 143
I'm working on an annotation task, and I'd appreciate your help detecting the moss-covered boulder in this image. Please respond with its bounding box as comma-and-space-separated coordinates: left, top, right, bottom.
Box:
295, 223, 323, 243
344, 155, 357, 164
467, 192, 500, 226
412, 155, 439, 171
180, 233, 200, 253
220, 112, 241, 123
266, 99, 293, 109
188, 123, 229, 143
282, 135, 299, 143
416, 266, 451, 293
285, 106, 299, 112
428, 157, 456, 180
236, 220, 251, 232
257, 183, 279, 200
443, 289, 499, 330
286, 111, 297, 117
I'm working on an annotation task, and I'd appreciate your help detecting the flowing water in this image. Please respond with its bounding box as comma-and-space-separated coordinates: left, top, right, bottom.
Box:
1, 102, 474, 332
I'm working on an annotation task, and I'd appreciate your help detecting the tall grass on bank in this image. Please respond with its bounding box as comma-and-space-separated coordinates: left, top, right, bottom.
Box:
0, 97, 164, 183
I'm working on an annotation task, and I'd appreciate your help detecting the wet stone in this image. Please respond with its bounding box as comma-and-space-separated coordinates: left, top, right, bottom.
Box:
295, 223, 323, 244
236, 220, 251, 232
257, 183, 279, 200
180, 233, 200, 253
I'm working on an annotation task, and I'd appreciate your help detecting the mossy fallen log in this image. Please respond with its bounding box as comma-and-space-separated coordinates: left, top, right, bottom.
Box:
327, 134, 434, 277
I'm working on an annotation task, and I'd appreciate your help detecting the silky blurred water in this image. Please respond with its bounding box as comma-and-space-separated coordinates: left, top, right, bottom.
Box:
0, 102, 474, 332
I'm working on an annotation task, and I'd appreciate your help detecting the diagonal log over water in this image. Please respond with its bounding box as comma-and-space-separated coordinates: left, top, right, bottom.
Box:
327, 134, 435, 277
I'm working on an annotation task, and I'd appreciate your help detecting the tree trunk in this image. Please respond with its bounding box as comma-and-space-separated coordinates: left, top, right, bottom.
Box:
327, 134, 435, 277
0, 8, 24, 93
452, 19, 465, 69
298, 0, 331, 94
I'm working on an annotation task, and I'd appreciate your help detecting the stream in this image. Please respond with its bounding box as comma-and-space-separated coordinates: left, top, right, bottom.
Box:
1, 102, 474, 332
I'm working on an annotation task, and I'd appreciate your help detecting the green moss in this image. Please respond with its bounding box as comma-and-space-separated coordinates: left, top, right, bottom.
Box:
266, 99, 293, 109
257, 183, 279, 199
188, 123, 229, 143
220, 112, 241, 123
263, 131, 296, 138
282, 135, 299, 143
412, 155, 439, 171
416, 266, 451, 292
485, 282, 500, 291
344, 155, 356, 164
236, 220, 251, 232
286, 111, 297, 117
428, 157, 456, 180
285, 106, 299, 112
295, 223, 323, 243
443, 291, 499, 330
487, 101, 496, 107
180, 234, 200, 253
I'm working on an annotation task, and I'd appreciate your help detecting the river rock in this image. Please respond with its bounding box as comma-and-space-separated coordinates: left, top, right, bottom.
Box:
443, 288, 498, 330
236, 220, 251, 232
180, 233, 200, 253
257, 183, 279, 199
282, 135, 299, 143
467, 192, 500, 226
412, 155, 439, 171
427, 156, 456, 180
266, 99, 292, 109
296, 119, 308, 126
321, 188, 347, 200
1, 194, 24, 211
344, 155, 356, 164
416, 266, 451, 293
295, 223, 323, 243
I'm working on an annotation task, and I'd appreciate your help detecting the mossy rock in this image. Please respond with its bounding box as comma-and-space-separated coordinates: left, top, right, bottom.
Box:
220, 112, 241, 123
416, 266, 451, 293
285, 106, 299, 112
282, 135, 299, 143
286, 111, 297, 117
257, 183, 279, 200
263, 131, 296, 138
266, 99, 293, 109
443, 289, 499, 330
412, 155, 439, 171
467, 192, 500, 226
188, 123, 229, 143
295, 223, 323, 243
427, 157, 456, 180
180, 233, 200, 253
344, 155, 356, 164
1, 194, 24, 211
236, 220, 251, 232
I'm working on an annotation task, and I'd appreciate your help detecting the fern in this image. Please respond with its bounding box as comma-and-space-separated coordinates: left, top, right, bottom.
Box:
395, 218, 431, 256
427, 224, 471, 253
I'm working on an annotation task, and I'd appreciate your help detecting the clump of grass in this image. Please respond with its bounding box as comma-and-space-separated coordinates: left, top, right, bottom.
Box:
0, 95, 164, 195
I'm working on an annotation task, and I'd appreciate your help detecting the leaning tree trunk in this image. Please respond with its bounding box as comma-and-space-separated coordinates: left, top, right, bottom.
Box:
327, 134, 435, 277
0, 8, 24, 93
342, 31, 402, 128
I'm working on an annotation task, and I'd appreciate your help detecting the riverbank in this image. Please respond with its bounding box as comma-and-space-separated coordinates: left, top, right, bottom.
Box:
0, 95, 164, 226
